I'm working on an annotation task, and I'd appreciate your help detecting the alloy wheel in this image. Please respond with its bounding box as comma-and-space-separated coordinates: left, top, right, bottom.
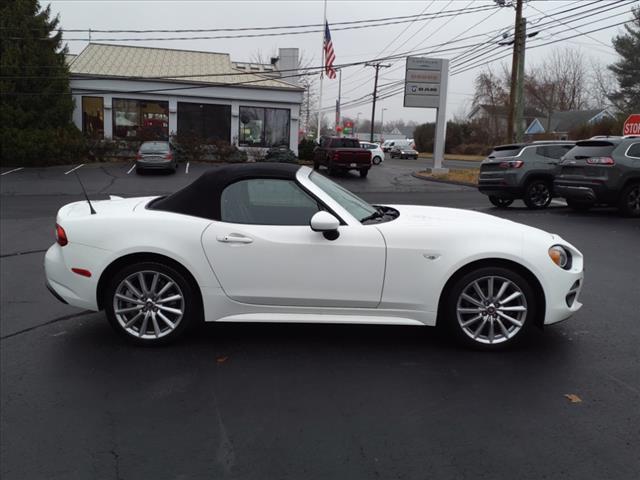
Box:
113, 270, 185, 339
527, 182, 551, 208
456, 276, 528, 345
627, 185, 640, 214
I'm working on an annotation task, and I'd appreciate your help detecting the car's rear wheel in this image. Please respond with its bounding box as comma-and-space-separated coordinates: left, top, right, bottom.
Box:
313, 160, 320, 170
523, 180, 552, 209
445, 267, 536, 350
359, 168, 369, 178
489, 196, 513, 208
618, 183, 640, 217
372, 156, 382, 165
104, 262, 195, 346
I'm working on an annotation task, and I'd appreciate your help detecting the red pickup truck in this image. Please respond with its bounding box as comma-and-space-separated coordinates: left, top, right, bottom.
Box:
313, 137, 372, 178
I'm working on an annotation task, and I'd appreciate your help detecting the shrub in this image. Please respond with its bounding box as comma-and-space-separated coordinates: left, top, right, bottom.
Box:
451, 143, 493, 156
260, 146, 298, 163
0, 125, 86, 167
298, 138, 317, 160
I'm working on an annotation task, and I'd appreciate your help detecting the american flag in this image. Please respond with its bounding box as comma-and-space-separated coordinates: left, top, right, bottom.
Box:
324, 21, 336, 79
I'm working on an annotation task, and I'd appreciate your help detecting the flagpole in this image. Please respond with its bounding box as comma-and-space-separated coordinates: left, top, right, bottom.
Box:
316, 0, 327, 143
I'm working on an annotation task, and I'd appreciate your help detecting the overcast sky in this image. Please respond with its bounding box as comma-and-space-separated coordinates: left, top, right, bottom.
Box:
50, 0, 633, 124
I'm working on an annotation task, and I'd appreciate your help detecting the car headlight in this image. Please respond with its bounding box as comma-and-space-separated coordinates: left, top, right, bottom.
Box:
548, 245, 571, 269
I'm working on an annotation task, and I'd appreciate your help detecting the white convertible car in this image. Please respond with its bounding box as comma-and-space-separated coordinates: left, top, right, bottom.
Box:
45, 164, 584, 349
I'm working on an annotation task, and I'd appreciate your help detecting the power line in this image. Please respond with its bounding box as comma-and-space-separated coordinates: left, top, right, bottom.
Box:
3, 5, 500, 42
1, 4, 501, 34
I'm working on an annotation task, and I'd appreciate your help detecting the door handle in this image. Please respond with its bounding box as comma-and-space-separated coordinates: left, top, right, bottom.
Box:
217, 233, 253, 244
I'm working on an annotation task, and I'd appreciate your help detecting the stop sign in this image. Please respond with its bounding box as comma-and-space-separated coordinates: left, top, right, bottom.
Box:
623, 114, 640, 135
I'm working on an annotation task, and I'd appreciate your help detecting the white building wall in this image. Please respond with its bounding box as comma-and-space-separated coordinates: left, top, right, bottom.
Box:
70, 77, 304, 153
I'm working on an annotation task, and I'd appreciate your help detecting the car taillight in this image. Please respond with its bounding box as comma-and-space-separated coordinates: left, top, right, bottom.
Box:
55, 224, 68, 246
499, 160, 524, 168
586, 156, 615, 165
164, 152, 173, 160
136, 153, 142, 160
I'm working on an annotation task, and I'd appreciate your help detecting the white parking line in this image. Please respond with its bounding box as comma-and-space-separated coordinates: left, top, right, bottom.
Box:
185, 162, 190, 174
0, 167, 24, 176
551, 199, 567, 207
64, 164, 85, 175
126, 164, 136, 174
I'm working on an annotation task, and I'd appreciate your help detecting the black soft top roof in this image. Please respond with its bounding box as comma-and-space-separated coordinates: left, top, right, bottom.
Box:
149, 163, 301, 220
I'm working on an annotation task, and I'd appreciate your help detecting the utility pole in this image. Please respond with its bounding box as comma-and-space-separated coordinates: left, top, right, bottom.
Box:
514, 17, 526, 142
506, 0, 523, 143
366, 62, 390, 142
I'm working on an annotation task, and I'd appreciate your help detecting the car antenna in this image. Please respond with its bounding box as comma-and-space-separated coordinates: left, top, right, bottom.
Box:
75, 172, 97, 215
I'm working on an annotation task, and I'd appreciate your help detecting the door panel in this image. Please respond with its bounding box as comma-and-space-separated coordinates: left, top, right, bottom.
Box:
201, 223, 386, 308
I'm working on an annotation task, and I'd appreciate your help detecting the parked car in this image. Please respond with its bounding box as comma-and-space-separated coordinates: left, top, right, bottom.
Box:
313, 136, 372, 177
45, 163, 584, 350
390, 143, 419, 159
360, 141, 384, 165
478, 141, 575, 209
554, 137, 640, 217
136, 141, 177, 174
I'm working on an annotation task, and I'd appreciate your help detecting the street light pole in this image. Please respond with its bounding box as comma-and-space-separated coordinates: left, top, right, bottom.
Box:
356, 112, 362, 137
380, 107, 387, 142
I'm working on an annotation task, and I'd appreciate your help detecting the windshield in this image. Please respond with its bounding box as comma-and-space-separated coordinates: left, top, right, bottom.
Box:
140, 142, 170, 153
331, 138, 360, 148
487, 145, 524, 159
565, 142, 616, 159
309, 172, 377, 222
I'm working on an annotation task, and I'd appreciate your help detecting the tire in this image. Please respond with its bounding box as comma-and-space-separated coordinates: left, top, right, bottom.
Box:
359, 168, 369, 178
104, 261, 196, 346
444, 266, 536, 350
489, 196, 513, 208
313, 160, 320, 170
566, 199, 592, 212
618, 183, 640, 217
372, 156, 382, 165
523, 180, 552, 209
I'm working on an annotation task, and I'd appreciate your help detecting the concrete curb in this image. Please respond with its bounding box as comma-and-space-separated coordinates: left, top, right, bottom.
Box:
411, 172, 477, 188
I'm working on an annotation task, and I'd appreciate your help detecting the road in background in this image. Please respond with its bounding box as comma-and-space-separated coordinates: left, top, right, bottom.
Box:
1, 160, 639, 480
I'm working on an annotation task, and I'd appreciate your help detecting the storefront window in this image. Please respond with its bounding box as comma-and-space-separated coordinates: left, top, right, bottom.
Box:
82, 96, 104, 137
112, 99, 169, 140
239, 107, 290, 147
177, 102, 231, 141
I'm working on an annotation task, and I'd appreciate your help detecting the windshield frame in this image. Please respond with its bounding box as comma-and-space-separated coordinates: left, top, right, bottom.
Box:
308, 171, 377, 222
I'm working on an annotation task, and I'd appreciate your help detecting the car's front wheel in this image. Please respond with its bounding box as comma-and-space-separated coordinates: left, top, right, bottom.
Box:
372, 156, 382, 165
104, 261, 195, 345
489, 196, 513, 208
444, 267, 536, 350
618, 182, 640, 217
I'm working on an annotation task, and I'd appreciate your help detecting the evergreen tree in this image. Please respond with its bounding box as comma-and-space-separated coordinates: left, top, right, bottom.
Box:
608, 7, 640, 113
0, 0, 83, 166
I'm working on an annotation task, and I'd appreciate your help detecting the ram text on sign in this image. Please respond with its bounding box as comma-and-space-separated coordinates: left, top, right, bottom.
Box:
406, 83, 440, 96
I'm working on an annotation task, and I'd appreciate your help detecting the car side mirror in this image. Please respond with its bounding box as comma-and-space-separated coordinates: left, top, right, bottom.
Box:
310, 211, 340, 240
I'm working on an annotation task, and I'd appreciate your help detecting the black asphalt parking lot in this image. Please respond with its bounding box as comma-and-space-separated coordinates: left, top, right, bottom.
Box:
1, 157, 639, 479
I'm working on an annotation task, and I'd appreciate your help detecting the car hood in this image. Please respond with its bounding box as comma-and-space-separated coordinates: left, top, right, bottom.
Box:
380, 204, 553, 239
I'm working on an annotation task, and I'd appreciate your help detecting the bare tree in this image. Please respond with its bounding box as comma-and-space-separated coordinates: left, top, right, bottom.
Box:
525, 48, 589, 129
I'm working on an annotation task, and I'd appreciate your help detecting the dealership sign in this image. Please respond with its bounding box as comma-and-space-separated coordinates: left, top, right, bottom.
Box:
623, 114, 640, 136
403, 56, 449, 171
